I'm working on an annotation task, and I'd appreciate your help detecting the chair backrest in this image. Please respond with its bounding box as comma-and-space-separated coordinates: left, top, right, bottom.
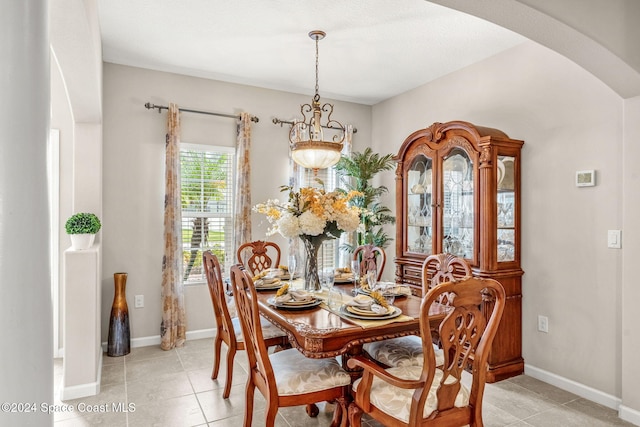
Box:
353, 244, 386, 281
417, 276, 505, 425
229, 264, 277, 397
236, 240, 281, 276
422, 253, 472, 294
203, 251, 236, 346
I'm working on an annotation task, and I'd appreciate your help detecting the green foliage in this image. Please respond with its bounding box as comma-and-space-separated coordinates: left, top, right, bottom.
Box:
65, 213, 101, 234
334, 148, 396, 249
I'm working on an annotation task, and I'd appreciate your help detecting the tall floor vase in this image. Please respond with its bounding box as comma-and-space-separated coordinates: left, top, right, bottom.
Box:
108, 272, 130, 356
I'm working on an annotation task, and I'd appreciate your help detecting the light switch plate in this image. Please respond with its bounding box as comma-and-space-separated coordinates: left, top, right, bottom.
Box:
607, 230, 621, 249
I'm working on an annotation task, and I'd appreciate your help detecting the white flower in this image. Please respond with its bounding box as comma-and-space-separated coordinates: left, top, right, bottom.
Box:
336, 207, 360, 232
277, 213, 300, 238
298, 211, 326, 236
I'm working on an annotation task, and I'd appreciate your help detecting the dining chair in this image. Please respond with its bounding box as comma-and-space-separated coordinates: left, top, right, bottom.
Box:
229, 264, 352, 427
348, 276, 506, 427
353, 244, 386, 281
203, 251, 289, 399
236, 240, 281, 276
363, 253, 471, 368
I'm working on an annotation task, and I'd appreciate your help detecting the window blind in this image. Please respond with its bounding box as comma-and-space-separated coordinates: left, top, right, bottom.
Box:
180, 144, 235, 283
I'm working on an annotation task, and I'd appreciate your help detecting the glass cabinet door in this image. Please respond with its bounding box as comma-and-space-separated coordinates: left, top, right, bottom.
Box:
406, 155, 433, 255
442, 148, 474, 259
497, 155, 516, 262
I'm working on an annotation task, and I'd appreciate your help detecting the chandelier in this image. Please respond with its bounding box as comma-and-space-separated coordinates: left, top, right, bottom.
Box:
289, 30, 345, 171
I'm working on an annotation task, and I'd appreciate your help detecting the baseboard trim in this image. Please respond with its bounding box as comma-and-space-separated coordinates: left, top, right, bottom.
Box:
100, 328, 216, 352
525, 364, 621, 410
620, 405, 640, 426
60, 352, 102, 400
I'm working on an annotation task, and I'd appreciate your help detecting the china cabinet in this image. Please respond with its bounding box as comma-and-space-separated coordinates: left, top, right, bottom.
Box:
394, 120, 524, 382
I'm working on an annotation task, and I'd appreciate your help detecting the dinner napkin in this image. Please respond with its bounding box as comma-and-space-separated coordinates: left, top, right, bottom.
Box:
371, 282, 411, 296
274, 289, 313, 304
345, 295, 389, 314
255, 277, 280, 287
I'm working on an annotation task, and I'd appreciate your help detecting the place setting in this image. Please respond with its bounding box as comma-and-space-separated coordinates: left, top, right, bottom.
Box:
339, 291, 402, 321
266, 284, 321, 310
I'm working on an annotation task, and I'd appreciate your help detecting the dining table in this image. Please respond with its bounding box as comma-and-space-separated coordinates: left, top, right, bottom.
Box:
255, 281, 449, 381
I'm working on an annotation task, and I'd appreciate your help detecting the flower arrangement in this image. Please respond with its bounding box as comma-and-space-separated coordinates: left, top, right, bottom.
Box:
254, 184, 361, 291
253, 185, 361, 241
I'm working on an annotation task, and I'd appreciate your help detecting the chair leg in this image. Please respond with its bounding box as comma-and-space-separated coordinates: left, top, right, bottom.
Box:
211, 336, 223, 380
305, 403, 319, 417
245, 381, 255, 427
265, 405, 279, 427
223, 347, 236, 399
348, 401, 363, 427
330, 397, 348, 427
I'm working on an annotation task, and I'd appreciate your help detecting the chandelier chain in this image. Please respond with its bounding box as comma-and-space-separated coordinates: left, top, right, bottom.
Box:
315, 36, 320, 98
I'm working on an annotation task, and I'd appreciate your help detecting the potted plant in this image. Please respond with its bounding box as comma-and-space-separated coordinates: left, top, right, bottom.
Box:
334, 148, 396, 250
65, 212, 101, 250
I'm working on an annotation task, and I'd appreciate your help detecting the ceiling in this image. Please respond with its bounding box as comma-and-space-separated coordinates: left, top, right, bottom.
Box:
97, 0, 527, 105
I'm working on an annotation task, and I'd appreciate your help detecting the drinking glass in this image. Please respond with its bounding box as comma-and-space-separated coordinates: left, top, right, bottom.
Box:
383, 283, 395, 306
366, 269, 378, 290
321, 268, 335, 290
287, 254, 297, 287
350, 260, 361, 295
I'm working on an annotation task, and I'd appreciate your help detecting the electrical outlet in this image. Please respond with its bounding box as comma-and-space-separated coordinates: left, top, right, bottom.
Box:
134, 295, 144, 308
537, 315, 549, 333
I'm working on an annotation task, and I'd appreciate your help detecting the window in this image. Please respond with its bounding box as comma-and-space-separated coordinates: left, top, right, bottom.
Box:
296, 166, 344, 270
181, 144, 235, 284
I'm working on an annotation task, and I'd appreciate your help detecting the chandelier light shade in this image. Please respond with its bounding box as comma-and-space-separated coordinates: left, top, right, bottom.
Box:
289, 30, 345, 171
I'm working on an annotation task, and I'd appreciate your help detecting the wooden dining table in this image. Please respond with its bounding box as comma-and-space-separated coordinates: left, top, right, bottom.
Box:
255, 283, 448, 380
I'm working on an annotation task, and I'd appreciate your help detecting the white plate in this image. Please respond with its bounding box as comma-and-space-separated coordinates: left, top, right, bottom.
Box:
340, 305, 402, 321
347, 305, 394, 317
267, 297, 321, 310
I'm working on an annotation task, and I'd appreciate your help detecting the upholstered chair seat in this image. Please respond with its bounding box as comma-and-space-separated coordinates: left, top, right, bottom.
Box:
353, 365, 470, 423
270, 349, 351, 396
363, 336, 444, 368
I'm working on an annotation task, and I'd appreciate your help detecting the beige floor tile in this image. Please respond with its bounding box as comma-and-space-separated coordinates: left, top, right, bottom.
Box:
124, 345, 177, 363
508, 374, 580, 404
197, 384, 266, 423
483, 378, 559, 420
126, 394, 206, 427
127, 371, 194, 405
206, 409, 289, 427
99, 362, 126, 386
177, 337, 215, 354
125, 351, 183, 383
178, 348, 216, 372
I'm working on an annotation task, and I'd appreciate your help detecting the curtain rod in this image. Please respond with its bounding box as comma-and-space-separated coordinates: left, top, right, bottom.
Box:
144, 102, 259, 123
272, 117, 357, 133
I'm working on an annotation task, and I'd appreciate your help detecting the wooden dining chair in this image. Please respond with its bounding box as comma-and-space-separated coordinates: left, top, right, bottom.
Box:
348, 276, 506, 427
363, 253, 472, 369
236, 240, 281, 276
203, 251, 289, 399
353, 244, 386, 281
229, 264, 351, 427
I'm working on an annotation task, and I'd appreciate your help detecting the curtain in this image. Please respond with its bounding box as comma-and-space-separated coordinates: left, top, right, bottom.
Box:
338, 124, 354, 267
233, 112, 253, 261
160, 103, 186, 350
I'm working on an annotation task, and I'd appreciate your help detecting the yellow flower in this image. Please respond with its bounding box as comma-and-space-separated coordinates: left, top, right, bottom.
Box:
369, 290, 389, 308
276, 283, 289, 297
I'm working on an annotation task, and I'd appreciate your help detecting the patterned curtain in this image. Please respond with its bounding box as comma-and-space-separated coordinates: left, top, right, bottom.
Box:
338, 125, 354, 267
233, 112, 253, 260
160, 103, 186, 350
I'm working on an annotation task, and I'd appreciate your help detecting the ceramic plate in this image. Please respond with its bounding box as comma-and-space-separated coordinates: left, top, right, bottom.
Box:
255, 283, 283, 291
267, 297, 321, 310
340, 305, 402, 320
347, 305, 395, 317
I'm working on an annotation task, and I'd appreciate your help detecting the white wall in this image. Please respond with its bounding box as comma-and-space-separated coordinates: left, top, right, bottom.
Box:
372, 41, 624, 397
101, 63, 372, 339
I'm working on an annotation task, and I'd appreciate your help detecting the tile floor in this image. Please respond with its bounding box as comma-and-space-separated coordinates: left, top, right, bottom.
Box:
53, 338, 634, 426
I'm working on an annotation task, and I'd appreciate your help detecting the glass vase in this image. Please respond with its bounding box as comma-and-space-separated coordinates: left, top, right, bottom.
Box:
301, 237, 323, 292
